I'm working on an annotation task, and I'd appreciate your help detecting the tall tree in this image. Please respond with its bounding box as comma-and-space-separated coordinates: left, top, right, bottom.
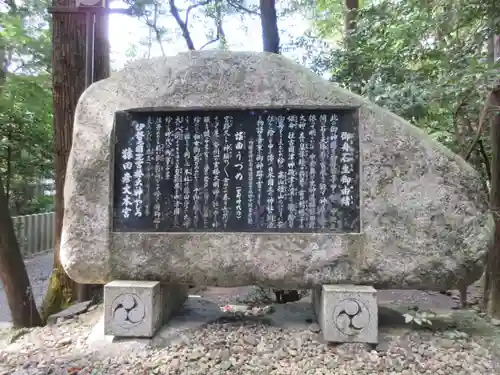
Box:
260, 0, 280, 53
486, 33, 500, 317
0, 176, 43, 327
1, 0, 53, 216
0, 0, 43, 327
343, 0, 359, 93
41, 0, 85, 318
42, 0, 110, 317
255, 0, 301, 304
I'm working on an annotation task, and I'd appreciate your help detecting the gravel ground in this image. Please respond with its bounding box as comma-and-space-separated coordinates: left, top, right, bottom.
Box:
1, 304, 499, 375
1, 252, 496, 374
0, 252, 52, 322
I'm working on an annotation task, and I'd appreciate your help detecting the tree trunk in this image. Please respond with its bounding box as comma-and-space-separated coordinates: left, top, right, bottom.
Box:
41, 0, 88, 319
259, 0, 280, 54
0, 175, 43, 327
344, 0, 359, 93
258, 0, 301, 304
0, 3, 43, 327
94, 1, 110, 81
344, 0, 358, 35
5, 130, 12, 204
486, 34, 500, 317
0, 38, 42, 327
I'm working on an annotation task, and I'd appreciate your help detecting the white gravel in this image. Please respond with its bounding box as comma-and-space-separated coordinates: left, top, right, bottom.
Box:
1, 305, 499, 375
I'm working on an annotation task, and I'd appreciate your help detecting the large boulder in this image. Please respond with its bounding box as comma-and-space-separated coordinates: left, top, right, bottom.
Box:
61, 51, 492, 290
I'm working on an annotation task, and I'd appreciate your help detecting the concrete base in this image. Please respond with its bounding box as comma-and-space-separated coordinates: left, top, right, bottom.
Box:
104, 280, 188, 338
313, 284, 378, 344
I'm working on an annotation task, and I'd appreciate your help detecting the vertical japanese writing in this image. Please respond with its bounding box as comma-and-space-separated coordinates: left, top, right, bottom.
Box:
287, 115, 298, 228
255, 116, 265, 224
222, 116, 233, 227
307, 114, 317, 229
266, 115, 276, 228
340, 128, 355, 208
114, 108, 358, 233
297, 115, 307, 228
133, 121, 145, 217
120, 146, 133, 219
183, 117, 192, 228
193, 116, 202, 228
328, 114, 339, 214
276, 115, 286, 228
164, 116, 173, 181
203, 116, 211, 228
173, 116, 183, 225
247, 138, 255, 225
234, 130, 245, 221
318, 114, 328, 228
153, 117, 163, 228
212, 116, 221, 228
144, 117, 153, 216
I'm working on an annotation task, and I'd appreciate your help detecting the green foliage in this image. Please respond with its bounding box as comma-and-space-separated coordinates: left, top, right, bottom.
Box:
403, 311, 435, 327
0, 0, 53, 215
311, 0, 499, 167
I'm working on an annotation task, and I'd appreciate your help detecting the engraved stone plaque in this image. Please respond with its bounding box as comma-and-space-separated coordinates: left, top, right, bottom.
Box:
111, 106, 360, 233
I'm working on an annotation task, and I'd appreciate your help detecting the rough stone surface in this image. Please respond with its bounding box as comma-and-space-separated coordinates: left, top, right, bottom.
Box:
61, 50, 492, 290
313, 285, 378, 344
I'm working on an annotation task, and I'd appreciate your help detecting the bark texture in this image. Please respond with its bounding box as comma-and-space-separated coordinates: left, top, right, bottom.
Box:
0, 176, 43, 327
259, 0, 280, 54
42, 0, 87, 318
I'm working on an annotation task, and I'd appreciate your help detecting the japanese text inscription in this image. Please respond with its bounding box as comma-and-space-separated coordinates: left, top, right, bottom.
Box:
112, 107, 360, 233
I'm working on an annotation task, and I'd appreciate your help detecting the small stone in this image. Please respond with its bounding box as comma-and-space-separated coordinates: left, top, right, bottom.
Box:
256, 342, 271, 354
219, 361, 232, 371
440, 339, 455, 349
56, 337, 72, 347
326, 360, 337, 369
275, 349, 287, 359
199, 363, 209, 370
490, 318, 500, 326
243, 335, 259, 346
375, 340, 390, 354
170, 359, 180, 369
308, 323, 321, 333
219, 349, 231, 361
189, 350, 204, 361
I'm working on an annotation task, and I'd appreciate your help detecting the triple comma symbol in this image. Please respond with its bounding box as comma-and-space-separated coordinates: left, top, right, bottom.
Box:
111, 293, 146, 328
333, 298, 370, 336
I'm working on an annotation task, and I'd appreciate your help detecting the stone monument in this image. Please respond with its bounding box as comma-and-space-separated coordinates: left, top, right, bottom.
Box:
61, 51, 492, 342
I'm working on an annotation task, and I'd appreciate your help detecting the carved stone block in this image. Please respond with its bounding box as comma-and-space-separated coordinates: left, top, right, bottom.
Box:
104, 280, 188, 338
313, 284, 378, 344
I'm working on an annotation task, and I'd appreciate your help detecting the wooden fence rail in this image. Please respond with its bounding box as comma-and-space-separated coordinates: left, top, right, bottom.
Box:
11, 212, 55, 257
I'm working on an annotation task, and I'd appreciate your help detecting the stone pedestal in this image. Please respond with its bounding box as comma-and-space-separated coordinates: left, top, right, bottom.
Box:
313, 284, 378, 344
104, 280, 188, 338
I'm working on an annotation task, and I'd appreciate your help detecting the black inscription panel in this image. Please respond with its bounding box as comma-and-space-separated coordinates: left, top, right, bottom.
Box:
112, 107, 360, 233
